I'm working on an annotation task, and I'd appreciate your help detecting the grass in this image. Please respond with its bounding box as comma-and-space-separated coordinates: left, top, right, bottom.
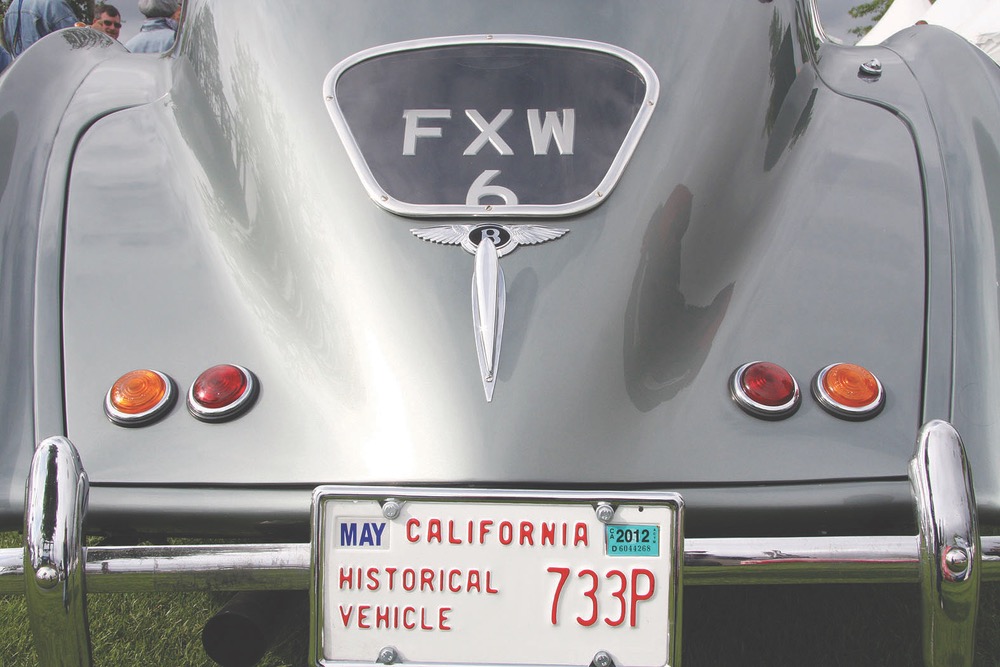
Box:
1, 531, 999, 666
0, 532, 309, 666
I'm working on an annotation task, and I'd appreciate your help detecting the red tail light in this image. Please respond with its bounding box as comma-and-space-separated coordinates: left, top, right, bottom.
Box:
187, 364, 259, 422
730, 361, 800, 419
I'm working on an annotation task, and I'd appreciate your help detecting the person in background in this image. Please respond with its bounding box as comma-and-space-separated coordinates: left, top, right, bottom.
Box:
0, 45, 10, 73
3, 0, 85, 57
124, 0, 180, 53
90, 3, 122, 41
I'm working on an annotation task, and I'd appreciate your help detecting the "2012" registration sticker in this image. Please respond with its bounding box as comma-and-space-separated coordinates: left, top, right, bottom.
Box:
606, 524, 660, 557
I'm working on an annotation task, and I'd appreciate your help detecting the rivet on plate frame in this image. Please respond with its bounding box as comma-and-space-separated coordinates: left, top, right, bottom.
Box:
592, 651, 615, 667
381, 499, 403, 520
377, 646, 399, 664
595, 503, 615, 524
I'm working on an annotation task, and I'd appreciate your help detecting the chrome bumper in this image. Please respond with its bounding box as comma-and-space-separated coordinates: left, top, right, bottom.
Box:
0, 420, 996, 666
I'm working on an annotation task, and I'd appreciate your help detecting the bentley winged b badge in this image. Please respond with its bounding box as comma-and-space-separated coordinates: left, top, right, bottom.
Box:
411, 224, 568, 401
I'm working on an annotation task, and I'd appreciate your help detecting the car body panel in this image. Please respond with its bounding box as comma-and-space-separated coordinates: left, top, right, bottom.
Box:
63, 0, 926, 488
0, 0, 999, 540
61, 80, 925, 486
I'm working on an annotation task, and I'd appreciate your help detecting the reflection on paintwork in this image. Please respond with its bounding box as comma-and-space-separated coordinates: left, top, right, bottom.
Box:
625, 185, 734, 412
60, 27, 115, 52
0, 112, 17, 201
764, 9, 817, 170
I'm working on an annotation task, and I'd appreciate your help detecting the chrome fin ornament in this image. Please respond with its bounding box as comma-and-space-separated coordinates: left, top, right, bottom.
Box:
473, 238, 504, 401
411, 224, 568, 401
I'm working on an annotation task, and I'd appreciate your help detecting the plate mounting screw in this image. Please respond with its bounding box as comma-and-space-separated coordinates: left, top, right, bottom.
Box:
381, 499, 403, 520
592, 651, 615, 667
377, 646, 399, 664
595, 503, 615, 524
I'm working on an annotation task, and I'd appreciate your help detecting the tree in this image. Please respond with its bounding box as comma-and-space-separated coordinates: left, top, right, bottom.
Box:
849, 0, 894, 38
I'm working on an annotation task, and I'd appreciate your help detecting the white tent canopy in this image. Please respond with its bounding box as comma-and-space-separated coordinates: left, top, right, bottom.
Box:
858, 0, 1000, 63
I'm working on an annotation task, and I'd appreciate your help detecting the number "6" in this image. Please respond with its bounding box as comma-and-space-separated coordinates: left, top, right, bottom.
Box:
466, 170, 519, 206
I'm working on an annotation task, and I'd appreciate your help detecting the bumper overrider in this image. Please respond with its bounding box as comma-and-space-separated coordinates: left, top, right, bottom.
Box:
0, 420, 997, 666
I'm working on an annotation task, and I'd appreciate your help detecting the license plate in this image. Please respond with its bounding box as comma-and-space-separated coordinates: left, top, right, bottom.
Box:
310, 487, 682, 667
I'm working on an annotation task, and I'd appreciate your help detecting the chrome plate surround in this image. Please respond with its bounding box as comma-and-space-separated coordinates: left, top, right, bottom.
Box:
411, 224, 568, 401
324, 35, 660, 218
310, 486, 683, 667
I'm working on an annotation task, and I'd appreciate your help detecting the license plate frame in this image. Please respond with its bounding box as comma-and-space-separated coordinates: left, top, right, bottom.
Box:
310, 487, 683, 667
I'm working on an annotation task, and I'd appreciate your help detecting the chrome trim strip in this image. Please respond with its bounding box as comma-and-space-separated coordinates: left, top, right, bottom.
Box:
88, 543, 310, 593
685, 535, 919, 585
24, 436, 92, 666
910, 420, 980, 667
323, 34, 660, 218
0, 544, 310, 595
812, 363, 885, 420
729, 362, 801, 420
103, 370, 176, 427
801, 0, 836, 46
6, 535, 1000, 596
